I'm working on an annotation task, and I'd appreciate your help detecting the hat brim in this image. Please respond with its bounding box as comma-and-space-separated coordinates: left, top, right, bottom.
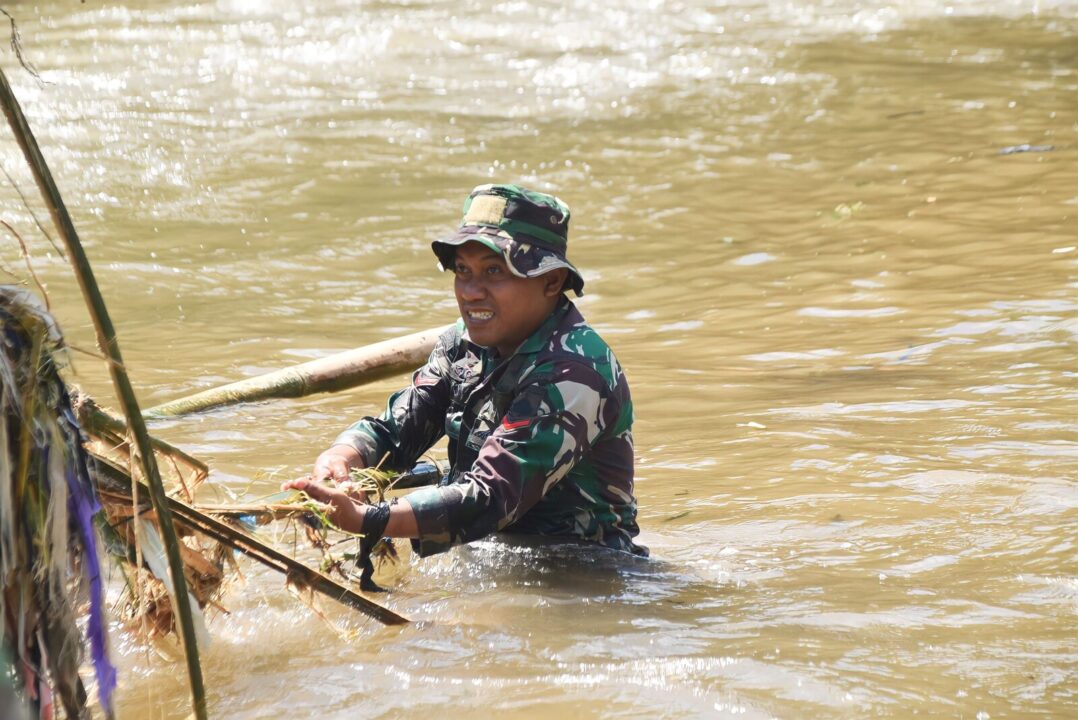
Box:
432, 227, 584, 296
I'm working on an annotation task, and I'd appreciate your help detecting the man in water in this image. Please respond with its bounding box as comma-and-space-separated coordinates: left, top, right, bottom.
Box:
285, 184, 645, 560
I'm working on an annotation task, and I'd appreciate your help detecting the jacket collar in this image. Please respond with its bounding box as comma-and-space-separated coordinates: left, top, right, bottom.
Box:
515, 295, 574, 357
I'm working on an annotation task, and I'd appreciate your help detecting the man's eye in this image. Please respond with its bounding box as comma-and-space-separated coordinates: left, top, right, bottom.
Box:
485, 265, 502, 276
454, 265, 468, 275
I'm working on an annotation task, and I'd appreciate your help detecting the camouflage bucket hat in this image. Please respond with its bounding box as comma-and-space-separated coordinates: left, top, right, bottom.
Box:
432, 184, 585, 296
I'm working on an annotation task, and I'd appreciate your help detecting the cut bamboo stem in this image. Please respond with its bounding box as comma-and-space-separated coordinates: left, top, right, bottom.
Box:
74, 390, 210, 477
145, 325, 448, 418
0, 65, 208, 719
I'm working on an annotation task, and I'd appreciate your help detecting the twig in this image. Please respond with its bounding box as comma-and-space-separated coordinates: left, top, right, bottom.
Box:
0, 256, 23, 280
62, 342, 107, 362
0, 9, 47, 85
1, 164, 64, 258
0, 219, 49, 309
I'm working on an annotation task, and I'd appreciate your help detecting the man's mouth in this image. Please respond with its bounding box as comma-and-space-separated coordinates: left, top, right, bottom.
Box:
466, 310, 494, 321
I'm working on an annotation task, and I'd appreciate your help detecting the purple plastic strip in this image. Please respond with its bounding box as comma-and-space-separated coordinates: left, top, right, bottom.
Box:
68, 472, 116, 714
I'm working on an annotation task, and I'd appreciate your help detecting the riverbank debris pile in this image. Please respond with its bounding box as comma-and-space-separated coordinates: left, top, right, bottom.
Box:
0, 283, 412, 717
0, 287, 116, 720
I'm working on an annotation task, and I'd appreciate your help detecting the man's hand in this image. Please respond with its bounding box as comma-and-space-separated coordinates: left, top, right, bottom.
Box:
312, 444, 365, 483
281, 477, 368, 533
281, 476, 420, 539
309, 444, 371, 502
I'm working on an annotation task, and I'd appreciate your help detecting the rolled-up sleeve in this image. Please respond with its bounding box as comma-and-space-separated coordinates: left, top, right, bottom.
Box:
332, 325, 457, 471
406, 361, 610, 556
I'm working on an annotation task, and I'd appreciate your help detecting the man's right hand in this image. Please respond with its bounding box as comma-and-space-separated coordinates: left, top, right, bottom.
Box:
280, 477, 368, 533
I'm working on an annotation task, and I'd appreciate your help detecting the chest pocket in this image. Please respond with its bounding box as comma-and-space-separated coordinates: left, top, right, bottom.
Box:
462, 364, 546, 452
464, 402, 500, 451
446, 352, 481, 441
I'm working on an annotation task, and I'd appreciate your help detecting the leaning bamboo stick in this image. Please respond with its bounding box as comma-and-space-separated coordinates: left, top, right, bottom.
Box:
145, 325, 448, 418
0, 65, 208, 719
74, 391, 210, 478
93, 460, 409, 626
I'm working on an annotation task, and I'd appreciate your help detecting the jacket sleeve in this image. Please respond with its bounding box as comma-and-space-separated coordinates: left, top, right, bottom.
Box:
404, 360, 612, 556
331, 324, 459, 472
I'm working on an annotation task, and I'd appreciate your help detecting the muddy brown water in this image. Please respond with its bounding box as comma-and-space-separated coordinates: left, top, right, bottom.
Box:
1, 1, 1075, 718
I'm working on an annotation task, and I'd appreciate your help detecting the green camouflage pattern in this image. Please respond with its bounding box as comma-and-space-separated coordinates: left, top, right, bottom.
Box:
334, 298, 643, 557
460, 183, 570, 250
432, 184, 585, 296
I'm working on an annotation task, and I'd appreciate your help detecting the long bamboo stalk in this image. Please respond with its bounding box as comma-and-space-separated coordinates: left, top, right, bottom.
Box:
0, 66, 209, 719
145, 325, 447, 418
93, 460, 409, 625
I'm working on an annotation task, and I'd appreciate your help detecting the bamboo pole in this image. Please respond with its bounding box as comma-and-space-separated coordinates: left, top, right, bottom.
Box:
0, 66, 209, 719
144, 325, 447, 418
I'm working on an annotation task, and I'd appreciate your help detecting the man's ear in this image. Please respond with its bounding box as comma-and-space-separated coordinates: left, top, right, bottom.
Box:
543, 268, 570, 297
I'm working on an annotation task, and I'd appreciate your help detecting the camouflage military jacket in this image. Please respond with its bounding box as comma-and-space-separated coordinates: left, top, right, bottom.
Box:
333, 297, 644, 557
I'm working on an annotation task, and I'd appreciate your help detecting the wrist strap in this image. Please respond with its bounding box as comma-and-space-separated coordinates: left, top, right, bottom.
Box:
358, 502, 392, 592
361, 501, 392, 539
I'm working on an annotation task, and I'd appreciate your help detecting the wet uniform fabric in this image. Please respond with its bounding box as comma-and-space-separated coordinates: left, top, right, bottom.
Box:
334, 297, 645, 557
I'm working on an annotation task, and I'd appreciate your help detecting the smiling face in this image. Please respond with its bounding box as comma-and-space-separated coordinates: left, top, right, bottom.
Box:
453, 241, 568, 358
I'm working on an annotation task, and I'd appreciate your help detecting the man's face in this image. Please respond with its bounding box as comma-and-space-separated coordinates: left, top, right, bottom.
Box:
453, 241, 565, 357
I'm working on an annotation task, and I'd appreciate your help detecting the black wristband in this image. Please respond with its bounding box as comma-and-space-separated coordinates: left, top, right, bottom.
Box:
360, 501, 392, 539
357, 502, 392, 592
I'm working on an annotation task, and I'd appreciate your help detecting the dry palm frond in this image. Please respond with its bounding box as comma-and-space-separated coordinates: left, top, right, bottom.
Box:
91, 459, 408, 627
214, 459, 449, 591
91, 453, 229, 641
0, 286, 116, 719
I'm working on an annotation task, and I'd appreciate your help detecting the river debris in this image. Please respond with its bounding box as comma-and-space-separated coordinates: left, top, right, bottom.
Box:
885, 109, 925, 120
91, 458, 409, 627
1, 50, 210, 715
196, 460, 446, 594
0, 287, 116, 719
208, 464, 408, 593
0, 282, 408, 720
7, 326, 410, 639
73, 392, 208, 504
998, 143, 1055, 155
92, 455, 229, 641
0, 34, 407, 719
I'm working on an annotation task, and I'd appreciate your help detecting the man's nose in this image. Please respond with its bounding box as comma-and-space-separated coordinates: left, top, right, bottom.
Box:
458, 275, 486, 301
